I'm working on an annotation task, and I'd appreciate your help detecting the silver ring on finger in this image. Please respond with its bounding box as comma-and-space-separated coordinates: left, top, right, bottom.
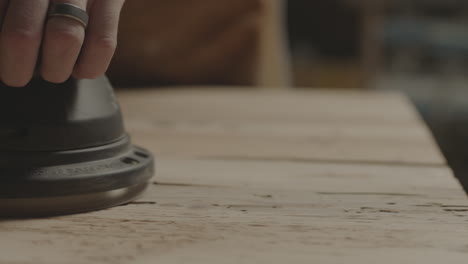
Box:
48, 3, 89, 29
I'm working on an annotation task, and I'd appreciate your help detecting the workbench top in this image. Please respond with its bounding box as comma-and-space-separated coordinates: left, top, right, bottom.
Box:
1, 88, 467, 263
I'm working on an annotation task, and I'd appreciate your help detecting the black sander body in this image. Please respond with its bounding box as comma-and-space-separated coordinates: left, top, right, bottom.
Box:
0, 77, 154, 217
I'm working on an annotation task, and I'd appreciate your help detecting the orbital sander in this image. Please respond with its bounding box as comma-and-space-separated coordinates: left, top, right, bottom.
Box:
0, 76, 154, 217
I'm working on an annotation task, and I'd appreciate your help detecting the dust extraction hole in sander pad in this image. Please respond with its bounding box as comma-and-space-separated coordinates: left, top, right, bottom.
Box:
0, 77, 155, 217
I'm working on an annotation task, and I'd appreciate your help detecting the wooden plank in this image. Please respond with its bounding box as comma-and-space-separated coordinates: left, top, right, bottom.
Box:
257, 0, 292, 87
118, 89, 445, 165
1, 89, 465, 263
1, 159, 466, 263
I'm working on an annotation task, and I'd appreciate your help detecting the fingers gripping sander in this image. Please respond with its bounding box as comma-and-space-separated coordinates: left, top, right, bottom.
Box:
0, 77, 154, 217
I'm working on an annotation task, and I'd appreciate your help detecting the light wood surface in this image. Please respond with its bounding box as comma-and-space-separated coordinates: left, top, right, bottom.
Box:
1, 88, 467, 263
256, 0, 292, 87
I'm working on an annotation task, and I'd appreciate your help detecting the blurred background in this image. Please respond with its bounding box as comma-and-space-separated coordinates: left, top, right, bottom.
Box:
288, 0, 468, 192
108, 0, 468, 192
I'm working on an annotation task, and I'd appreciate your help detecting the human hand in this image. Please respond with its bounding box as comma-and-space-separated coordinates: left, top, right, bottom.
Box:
0, 0, 125, 87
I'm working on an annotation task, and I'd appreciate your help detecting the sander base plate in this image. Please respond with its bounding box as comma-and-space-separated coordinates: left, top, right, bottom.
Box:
0, 182, 149, 218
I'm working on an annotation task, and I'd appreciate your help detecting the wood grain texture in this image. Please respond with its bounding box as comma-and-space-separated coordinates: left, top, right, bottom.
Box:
119, 89, 445, 165
1, 88, 466, 264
